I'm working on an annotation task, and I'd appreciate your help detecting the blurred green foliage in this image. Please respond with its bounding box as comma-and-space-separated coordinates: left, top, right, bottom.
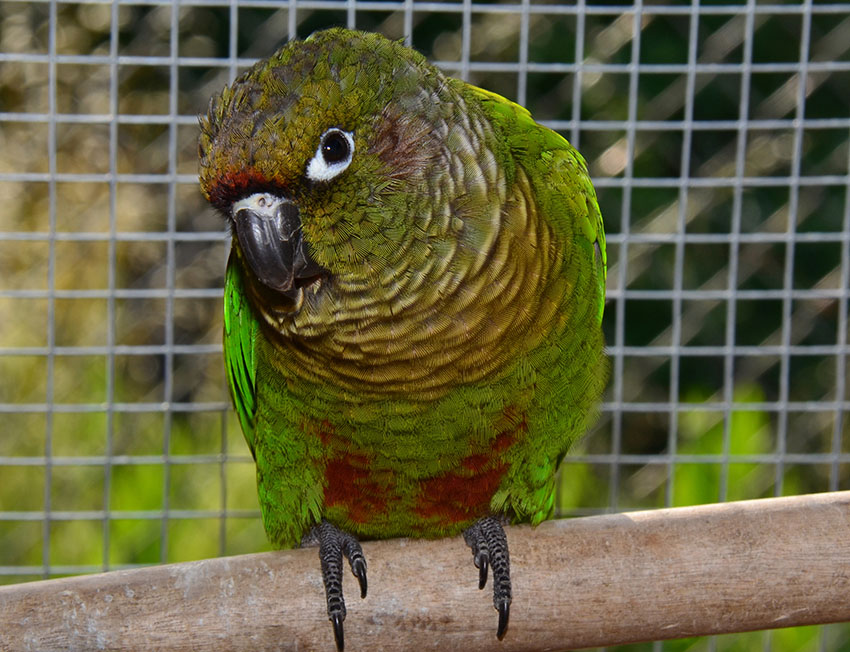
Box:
1, 1, 849, 649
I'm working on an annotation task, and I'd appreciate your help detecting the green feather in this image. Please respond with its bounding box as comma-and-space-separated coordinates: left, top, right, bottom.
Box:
223, 248, 258, 458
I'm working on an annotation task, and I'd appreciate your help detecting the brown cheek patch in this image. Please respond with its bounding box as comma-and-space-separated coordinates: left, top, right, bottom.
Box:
372, 106, 442, 181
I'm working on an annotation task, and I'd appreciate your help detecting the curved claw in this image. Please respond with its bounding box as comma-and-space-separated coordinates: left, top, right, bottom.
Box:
331, 613, 345, 652
476, 553, 489, 590
496, 600, 510, 640
313, 521, 367, 652
352, 558, 368, 599
464, 516, 512, 641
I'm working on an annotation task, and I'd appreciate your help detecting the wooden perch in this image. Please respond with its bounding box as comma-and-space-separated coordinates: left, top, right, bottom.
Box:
2, 491, 849, 651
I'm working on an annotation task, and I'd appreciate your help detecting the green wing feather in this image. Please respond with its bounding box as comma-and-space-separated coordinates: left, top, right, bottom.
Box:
468, 84, 607, 321
223, 248, 259, 459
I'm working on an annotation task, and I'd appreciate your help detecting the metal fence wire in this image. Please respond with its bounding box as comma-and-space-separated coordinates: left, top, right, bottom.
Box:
1, 0, 849, 649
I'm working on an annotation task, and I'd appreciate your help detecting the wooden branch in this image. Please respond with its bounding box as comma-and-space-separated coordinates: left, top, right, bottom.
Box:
2, 492, 849, 651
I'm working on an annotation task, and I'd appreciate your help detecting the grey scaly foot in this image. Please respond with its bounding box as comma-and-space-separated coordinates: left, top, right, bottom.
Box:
307, 520, 368, 652
463, 516, 512, 639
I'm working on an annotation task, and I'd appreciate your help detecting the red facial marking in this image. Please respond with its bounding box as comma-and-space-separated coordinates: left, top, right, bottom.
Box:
208, 168, 273, 209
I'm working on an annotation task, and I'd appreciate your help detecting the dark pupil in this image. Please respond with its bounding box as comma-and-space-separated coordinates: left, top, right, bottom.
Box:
321, 132, 349, 164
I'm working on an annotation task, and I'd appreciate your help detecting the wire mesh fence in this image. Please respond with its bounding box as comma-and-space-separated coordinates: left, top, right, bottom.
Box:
1, 0, 849, 649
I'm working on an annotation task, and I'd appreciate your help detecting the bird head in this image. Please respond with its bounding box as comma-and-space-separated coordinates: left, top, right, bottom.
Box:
199, 29, 464, 324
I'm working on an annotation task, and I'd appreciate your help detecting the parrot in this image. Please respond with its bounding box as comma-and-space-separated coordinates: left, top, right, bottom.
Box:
199, 28, 607, 650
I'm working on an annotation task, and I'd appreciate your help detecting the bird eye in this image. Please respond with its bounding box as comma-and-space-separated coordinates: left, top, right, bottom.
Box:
306, 128, 355, 182
321, 131, 350, 164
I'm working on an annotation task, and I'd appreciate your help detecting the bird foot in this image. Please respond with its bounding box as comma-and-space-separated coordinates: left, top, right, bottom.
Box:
305, 520, 368, 652
463, 516, 512, 640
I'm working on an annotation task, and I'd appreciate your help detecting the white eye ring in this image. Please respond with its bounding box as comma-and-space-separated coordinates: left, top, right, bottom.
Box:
306, 128, 355, 182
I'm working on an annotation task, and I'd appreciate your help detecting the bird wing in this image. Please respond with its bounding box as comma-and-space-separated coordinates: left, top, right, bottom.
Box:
468, 83, 607, 322
224, 248, 259, 459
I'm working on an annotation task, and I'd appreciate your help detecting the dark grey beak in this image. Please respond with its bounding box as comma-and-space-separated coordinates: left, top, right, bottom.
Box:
231, 194, 324, 296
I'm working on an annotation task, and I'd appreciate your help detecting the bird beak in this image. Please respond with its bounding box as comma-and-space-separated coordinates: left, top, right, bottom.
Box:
231, 193, 325, 296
